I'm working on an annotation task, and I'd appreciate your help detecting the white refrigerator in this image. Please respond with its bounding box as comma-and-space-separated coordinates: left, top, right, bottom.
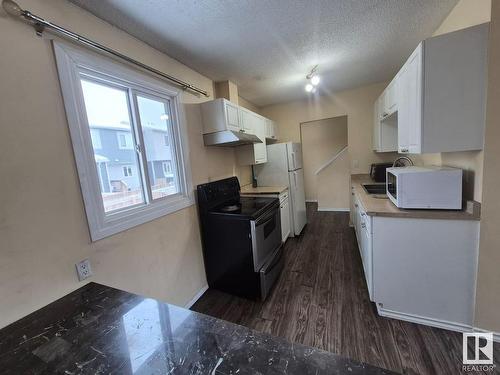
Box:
254, 142, 307, 236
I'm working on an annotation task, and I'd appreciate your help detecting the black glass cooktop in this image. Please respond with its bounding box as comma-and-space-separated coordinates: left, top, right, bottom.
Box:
210, 196, 278, 219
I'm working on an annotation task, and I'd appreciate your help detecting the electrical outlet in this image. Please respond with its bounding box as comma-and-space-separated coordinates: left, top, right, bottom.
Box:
75, 259, 92, 281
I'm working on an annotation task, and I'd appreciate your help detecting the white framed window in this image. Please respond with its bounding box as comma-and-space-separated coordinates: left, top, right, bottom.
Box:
53, 41, 194, 241
123, 165, 133, 177
162, 161, 172, 175
117, 132, 134, 149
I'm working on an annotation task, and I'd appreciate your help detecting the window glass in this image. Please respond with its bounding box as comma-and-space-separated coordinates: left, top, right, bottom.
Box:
90, 129, 101, 149
136, 95, 179, 200
81, 79, 145, 213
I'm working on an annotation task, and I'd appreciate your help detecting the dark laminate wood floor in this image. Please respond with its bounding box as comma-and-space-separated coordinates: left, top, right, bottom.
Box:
192, 203, 500, 374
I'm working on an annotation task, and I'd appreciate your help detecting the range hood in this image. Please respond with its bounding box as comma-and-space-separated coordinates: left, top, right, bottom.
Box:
203, 130, 262, 147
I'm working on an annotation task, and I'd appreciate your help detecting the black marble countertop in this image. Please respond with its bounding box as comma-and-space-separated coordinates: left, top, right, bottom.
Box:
0, 282, 397, 374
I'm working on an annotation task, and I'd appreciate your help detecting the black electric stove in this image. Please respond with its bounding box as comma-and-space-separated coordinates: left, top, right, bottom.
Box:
197, 177, 284, 300
210, 196, 278, 218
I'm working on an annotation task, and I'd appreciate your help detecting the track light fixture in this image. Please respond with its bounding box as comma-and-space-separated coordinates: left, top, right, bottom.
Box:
305, 65, 320, 93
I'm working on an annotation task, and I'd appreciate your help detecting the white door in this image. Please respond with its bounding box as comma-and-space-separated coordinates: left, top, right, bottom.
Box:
290, 169, 307, 235
287, 143, 303, 171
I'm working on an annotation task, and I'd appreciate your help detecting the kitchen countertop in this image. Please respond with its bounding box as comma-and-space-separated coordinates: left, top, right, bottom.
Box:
240, 185, 288, 194
351, 174, 481, 221
0, 282, 396, 375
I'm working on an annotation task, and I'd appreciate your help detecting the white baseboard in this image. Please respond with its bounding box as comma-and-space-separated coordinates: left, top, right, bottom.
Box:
318, 207, 350, 212
377, 306, 473, 333
473, 327, 500, 343
306, 199, 318, 203
377, 306, 500, 343
184, 285, 208, 309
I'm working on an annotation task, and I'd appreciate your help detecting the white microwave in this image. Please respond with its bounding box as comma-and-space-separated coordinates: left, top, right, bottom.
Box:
386, 166, 463, 209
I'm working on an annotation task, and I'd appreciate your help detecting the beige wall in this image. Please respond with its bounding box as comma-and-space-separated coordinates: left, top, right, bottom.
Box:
317, 150, 350, 211
475, 0, 500, 333
238, 96, 261, 114
0, 0, 244, 328
422, 0, 491, 202
260, 82, 397, 176
300, 116, 347, 202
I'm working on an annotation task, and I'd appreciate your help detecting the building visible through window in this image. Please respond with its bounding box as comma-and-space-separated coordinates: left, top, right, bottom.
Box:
123, 165, 133, 177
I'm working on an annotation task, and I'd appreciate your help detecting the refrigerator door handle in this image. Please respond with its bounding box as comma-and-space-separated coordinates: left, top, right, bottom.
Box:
291, 153, 296, 170
293, 172, 297, 186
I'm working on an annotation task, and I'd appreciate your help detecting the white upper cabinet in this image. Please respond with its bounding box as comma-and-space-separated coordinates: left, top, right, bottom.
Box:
379, 79, 397, 119
373, 98, 381, 151
384, 79, 398, 116
397, 44, 423, 154
201, 98, 279, 163
201, 98, 242, 133
239, 107, 256, 135
265, 119, 278, 142
225, 101, 241, 132
373, 93, 398, 153
236, 113, 268, 165
373, 23, 488, 154
253, 116, 268, 163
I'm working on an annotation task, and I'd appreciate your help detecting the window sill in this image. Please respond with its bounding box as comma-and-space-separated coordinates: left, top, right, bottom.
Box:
89, 195, 195, 241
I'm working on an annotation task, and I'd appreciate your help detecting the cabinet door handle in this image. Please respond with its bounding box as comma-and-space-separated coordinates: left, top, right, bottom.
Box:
361, 223, 366, 228
240, 129, 246, 133
354, 204, 358, 207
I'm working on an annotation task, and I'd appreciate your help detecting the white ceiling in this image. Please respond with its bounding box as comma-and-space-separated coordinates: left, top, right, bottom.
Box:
69, 0, 458, 106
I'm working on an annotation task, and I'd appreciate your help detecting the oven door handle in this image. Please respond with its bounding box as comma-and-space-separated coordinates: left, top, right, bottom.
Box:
255, 211, 276, 226
254, 204, 278, 225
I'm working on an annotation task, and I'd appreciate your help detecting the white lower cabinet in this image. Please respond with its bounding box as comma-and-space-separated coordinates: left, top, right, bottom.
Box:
279, 192, 291, 242
351, 190, 480, 331
353, 196, 373, 300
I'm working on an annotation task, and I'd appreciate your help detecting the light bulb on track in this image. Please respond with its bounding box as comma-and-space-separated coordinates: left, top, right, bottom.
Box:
310, 75, 320, 86
305, 83, 313, 92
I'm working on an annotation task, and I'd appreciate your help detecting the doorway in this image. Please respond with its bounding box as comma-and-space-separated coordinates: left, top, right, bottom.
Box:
300, 116, 349, 211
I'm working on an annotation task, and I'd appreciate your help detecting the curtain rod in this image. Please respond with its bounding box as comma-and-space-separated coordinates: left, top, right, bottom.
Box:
1, 0, 210, 98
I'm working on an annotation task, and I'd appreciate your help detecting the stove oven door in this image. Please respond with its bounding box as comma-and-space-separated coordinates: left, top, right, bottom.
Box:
251, 205, 282, 272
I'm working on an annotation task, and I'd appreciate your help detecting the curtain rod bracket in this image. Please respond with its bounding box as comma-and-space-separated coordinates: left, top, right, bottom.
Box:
34, 22, 45, 36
